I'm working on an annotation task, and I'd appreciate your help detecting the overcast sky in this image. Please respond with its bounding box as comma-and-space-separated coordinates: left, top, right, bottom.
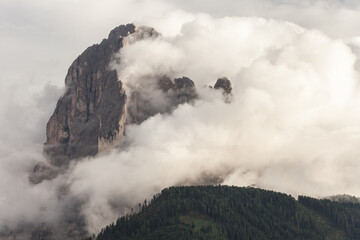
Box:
2, 0, 360, 95
1, 0, 360, 101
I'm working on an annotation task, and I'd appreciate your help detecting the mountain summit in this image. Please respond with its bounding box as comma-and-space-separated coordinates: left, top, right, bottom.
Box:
42, 24, 205, 170
44, 24, 135, 166
23, 23, 233, 239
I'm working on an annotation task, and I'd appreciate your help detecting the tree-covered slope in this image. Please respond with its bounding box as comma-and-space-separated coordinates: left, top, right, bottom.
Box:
87, 186, 360, 240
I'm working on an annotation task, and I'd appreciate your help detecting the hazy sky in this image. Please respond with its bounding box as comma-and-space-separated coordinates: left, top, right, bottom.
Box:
2, 0, 360, 236
1, 0, 360, 101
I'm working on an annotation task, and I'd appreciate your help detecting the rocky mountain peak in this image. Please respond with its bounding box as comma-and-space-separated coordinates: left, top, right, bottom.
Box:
126, 75, 197, 125
26, 22, 230, 240
42, 24, 198, 171
44, 24, 136, 167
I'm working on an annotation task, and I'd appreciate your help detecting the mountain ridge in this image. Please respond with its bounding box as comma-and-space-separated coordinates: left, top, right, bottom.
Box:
86, 185, 360, 240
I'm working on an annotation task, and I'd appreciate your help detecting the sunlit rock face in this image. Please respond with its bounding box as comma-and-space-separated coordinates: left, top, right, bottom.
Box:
42, 24, 199, 170
44, 24, 135, 167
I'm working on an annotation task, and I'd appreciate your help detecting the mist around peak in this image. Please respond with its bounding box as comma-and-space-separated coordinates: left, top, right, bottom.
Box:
2, 1, 360, 238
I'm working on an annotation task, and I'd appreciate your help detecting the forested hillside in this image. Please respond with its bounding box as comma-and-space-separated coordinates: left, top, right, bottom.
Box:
86, 186, 360, 240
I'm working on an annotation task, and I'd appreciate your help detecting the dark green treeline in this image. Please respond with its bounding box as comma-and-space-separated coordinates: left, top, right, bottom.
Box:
87, 186, 360, 240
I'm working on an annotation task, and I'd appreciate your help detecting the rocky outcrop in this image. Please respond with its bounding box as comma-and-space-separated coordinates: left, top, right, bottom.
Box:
29, 162, 58, 184
40, 22, 200, 171
213, 77, 232, 103
42, 23, 199, 169
23, 22, 210, 240
171, 77, 197, 105
127, 75, 197, 124
44, 24, 135, 166
214, 77, 232, 94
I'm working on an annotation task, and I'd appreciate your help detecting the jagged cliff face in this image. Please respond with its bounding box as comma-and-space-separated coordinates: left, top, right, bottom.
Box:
43, 24, 200, 167
44, 24, 135, 166
23, 23, 231, 240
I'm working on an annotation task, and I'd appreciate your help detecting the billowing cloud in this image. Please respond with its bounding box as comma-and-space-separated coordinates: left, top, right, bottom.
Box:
2, 0, 360, 238
70, 14, 360, 232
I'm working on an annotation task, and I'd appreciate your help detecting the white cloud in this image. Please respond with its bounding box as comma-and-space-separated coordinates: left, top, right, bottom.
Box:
70, 14, 360, 232
2, 0, 360, 237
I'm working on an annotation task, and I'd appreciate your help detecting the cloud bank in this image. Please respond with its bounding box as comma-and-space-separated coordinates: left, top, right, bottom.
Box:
2, 0, 360, 237
73, 14, 360, 232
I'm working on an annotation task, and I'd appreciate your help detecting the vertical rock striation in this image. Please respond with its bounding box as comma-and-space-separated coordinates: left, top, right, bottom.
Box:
44, 24, 136, 166
43, 23, 198, 168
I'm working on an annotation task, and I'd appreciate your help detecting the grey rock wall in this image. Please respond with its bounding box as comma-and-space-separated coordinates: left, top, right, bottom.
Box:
44, 24, 135, 166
